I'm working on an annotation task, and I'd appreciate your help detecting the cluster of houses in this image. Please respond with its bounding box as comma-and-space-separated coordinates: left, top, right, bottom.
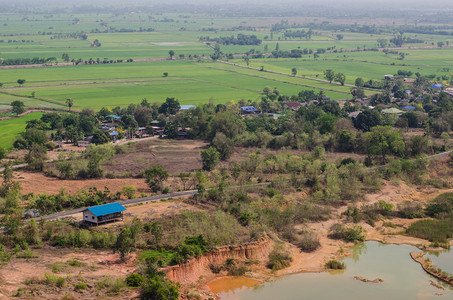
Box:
76, 106, 197, 147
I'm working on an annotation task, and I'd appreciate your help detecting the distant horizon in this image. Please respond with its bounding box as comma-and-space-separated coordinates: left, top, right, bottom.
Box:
1, 0, 453, 10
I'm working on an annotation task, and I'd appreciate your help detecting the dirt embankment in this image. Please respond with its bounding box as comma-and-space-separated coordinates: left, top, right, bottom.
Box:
164, 236, 273, 284
410, 252, 453, 286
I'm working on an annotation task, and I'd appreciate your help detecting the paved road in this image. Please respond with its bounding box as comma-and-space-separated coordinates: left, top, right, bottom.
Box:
20, 149, 453, 223
34, 189, 199, 222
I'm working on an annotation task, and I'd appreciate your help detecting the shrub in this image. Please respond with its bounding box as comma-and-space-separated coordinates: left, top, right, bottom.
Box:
209, 264, 223, 273
97, 276, 126, 295
407, 217, 453, 243
425, 193, 453, 218
122, 186, 137, 199
325, 260, 345, 269
228, 265, 247, 276
126, 273, 144, 287
328, 224, 365, 243
298, 232, 320, 252
397, 201, 424, 219
74, 282, 87, 291
267, 246, 293, 271
141, 276, 180, 300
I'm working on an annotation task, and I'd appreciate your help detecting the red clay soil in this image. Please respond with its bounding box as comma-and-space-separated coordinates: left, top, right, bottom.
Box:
14, 171, 150, 195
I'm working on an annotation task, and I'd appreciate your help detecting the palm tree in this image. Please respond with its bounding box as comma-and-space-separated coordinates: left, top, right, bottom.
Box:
66, 98, 74, 111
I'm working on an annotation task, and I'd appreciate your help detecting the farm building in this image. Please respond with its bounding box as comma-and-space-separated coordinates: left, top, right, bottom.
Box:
179, 105, 196, 111
82, 202, 126, 225
284, 101, 305, 111
240, 106, 260, 115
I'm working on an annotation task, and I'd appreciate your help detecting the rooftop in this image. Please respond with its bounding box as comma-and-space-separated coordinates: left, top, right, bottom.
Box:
84, 202, 126, 217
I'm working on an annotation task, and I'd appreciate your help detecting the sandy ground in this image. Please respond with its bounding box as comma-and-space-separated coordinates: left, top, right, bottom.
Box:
0, 248, 137, 299
0, 198, 199, 299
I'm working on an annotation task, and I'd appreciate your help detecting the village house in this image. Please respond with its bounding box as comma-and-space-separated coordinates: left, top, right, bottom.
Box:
82, 202, 126, 225
284, 101, 305, 111
240, 106, 260, 116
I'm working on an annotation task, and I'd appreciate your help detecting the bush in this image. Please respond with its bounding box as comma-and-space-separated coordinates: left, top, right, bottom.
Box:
267, 246, 293, 271
74, 282, 87, 291
0, 147, 6, 160
397, 201, 424, 219
425, 193, 453, 218
227, 265, 247, 276
407, 217, 453, 243
126, 273, 144, 287
328, 224, 365, 243
141, 276, 180, 300
122, 186, 137, 199
325, 260, 345, 269
298, 232, 321, 252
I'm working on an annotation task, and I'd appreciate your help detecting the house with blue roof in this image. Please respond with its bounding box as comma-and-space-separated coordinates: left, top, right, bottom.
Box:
82, 202, 126, 225
240, 106, 260, 115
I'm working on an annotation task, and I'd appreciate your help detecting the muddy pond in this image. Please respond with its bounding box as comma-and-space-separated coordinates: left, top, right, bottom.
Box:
209, 241, 453, 299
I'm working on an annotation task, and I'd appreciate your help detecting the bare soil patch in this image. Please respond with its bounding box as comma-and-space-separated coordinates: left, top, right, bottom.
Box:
14, 171, 150, 195
0, 247, 137, 299
102, 138, 207, 176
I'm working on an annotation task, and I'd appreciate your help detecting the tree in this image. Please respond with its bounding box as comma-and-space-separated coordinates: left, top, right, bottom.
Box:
162, 72, 168, 77
168, 50, 175, 60
334, 73, 346, 85
201, 146, 220, 171
291, 67, 297, 76
351, 87, 365, 99
10, 100, 25, 115
23, 219, 41, 245
91, 131, 110, 145
336, 34, 344, 40
141, 275, 180, 300
0, 147, 5, 160
324, 69, 335, 83
212, 132, 234, 161
158, 97, 180, 115
365, 126, 405, 163
143, 164, 169, 192
114, 227, 135, 262
17, 79, 25, 86
244, 56, 250, 66
355, 77, 364, 87
0, 163, 20, 197
25, 143, 47, 171
377, 38, 388, 48
390, 32, 406, 47
66, 98, 74, 111
353, 110, 382, 131
62, 52, 70, 62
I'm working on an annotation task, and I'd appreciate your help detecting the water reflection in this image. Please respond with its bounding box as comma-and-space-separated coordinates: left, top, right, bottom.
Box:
215, 242, 453, 300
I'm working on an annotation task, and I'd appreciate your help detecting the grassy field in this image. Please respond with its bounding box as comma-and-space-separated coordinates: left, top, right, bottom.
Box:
0, 12, 452, 110
0, 112, 43, 150
0, 60, 358, 109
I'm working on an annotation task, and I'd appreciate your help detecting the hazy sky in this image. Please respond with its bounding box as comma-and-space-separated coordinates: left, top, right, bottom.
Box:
1, 0, 453, 10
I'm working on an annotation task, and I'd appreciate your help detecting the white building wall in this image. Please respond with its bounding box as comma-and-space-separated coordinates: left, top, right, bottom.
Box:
83, 210, 98, 223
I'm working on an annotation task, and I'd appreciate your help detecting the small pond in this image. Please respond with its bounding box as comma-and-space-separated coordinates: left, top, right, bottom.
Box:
214, 241, 453, 300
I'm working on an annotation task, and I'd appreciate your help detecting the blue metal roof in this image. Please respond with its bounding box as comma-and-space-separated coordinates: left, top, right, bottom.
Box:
241, 106, 259, 112
180, 105, 196, 110
107, 114, 121, 119
403, 106, 415, 110
429, 84, 444, 89
109, 131, 119, 136
86, 202, 126, 217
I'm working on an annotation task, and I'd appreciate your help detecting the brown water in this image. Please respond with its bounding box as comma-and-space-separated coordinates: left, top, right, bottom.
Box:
207, 276, 261, 294
214, 242, 453, 300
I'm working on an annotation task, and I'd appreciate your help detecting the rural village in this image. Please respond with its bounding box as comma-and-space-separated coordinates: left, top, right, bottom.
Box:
0, 1, 453, 299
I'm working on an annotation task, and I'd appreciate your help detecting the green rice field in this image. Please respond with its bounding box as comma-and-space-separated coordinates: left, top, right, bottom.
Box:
0, 112, 43, 150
